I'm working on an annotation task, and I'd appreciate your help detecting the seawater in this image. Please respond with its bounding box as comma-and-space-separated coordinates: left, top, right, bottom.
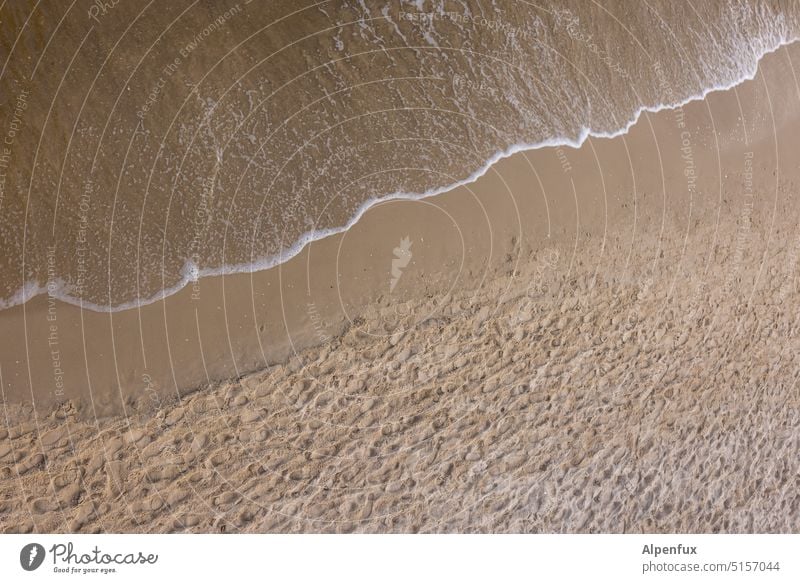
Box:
0, 0, 797, 311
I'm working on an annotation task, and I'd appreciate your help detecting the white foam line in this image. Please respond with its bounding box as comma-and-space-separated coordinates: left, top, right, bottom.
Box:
4, 36, 797, 313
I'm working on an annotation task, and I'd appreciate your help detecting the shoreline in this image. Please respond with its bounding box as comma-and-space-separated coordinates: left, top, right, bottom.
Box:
1, 35, 800, 534
1, 37, 796, 316
2, 41, 800, 422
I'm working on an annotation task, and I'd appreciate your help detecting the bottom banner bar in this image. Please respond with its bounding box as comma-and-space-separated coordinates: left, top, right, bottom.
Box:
1, 534, 797, 582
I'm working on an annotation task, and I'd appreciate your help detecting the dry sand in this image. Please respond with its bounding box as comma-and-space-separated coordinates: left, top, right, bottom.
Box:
2, 43, 800, 533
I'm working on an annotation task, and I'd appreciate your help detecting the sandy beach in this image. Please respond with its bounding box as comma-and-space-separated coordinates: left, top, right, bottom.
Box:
2, 29, 800, 533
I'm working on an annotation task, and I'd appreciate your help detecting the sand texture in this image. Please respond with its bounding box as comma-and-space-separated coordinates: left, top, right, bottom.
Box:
2, 5, 800, 534
2, 197, 800, 532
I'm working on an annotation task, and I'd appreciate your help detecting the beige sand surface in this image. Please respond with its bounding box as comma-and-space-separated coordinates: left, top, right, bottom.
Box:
2, 44, 800, 533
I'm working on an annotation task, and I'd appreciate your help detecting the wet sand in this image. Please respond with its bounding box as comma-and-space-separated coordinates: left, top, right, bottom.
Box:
1, 43, 799, 532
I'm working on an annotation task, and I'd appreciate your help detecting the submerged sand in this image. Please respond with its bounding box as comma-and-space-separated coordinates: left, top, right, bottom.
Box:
2, 43, 800, 532
1, 0, 796, 309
